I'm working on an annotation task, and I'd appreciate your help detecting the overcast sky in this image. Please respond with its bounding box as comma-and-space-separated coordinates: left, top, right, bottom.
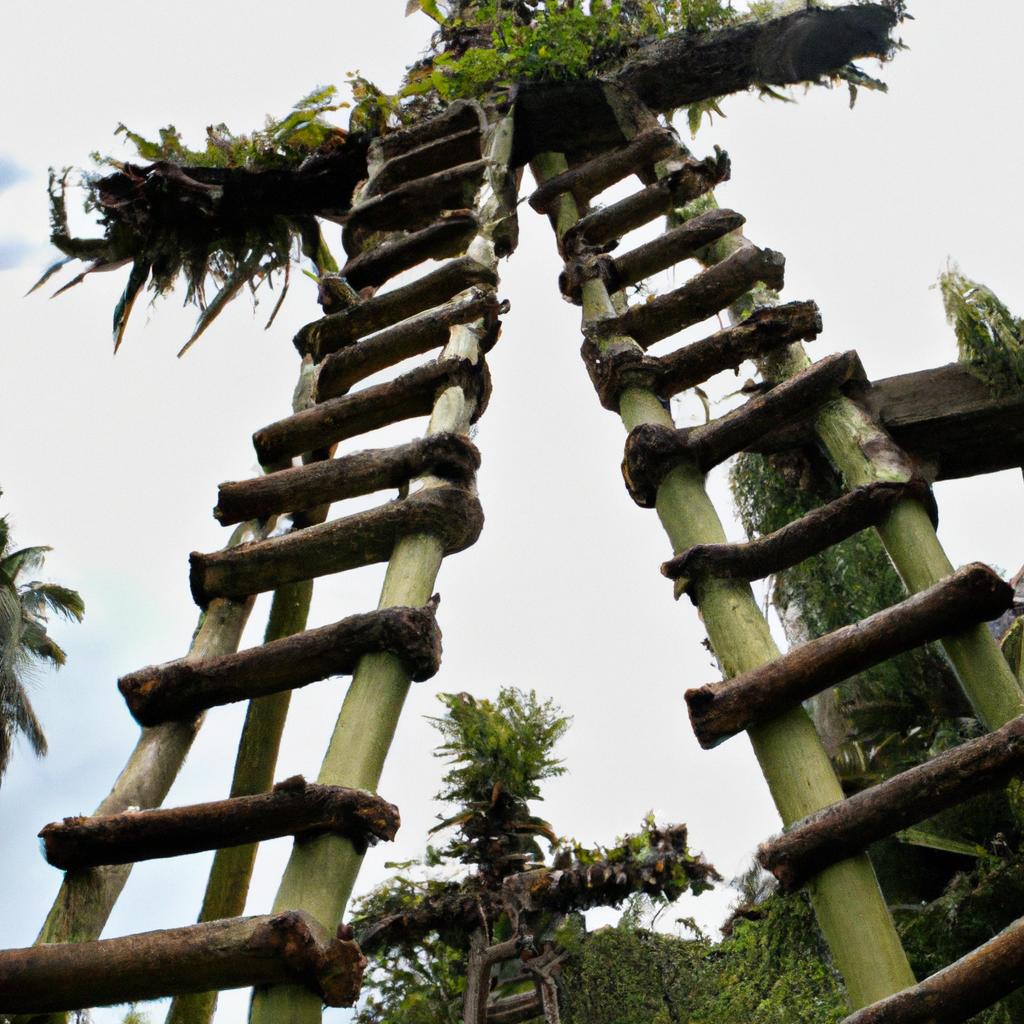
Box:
1, 3, 1022, 1021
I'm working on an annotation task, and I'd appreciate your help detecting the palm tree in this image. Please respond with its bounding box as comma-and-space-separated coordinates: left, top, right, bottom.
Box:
0, 494, 84, 778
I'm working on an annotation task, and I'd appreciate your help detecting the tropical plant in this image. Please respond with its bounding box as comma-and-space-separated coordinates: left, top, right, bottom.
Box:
0, 493, 84, 778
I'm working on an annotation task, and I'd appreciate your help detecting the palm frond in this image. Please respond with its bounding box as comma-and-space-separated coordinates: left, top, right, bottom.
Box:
0, 546, 52, 582
20, 583, 85, 623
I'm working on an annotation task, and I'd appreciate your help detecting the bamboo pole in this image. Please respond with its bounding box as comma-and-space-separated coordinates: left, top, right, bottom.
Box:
531, 150, 916, 1008
247, 110, 517, 1024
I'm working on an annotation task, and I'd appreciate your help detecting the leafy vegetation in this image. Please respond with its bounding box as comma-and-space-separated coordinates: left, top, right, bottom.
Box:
0, 492, 84, 779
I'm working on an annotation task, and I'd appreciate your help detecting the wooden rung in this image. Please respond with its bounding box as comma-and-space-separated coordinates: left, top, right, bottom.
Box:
0, 911, 364, 1013
623, 351, 861, 508
561, 148, 731, 254
373, 99, 483, 162
190, 485, 483, 605
315, 291, 505, 401
120, 601, 443, 724
294, 256, 498, 361
595, 244, 787, 351
581, 300, 821, 411
663, 480, 927, 595
341, 213, 479, 291
40, 776, 399, 869
841, 915, 1024, 1024
253, 356, 487, 466
368, 127, 484, 199
528, 128, 678, 213
342, 160, 488, 257
758, 715, 1024, 893
685, 563, 1014, 749
216, 433, 480, 525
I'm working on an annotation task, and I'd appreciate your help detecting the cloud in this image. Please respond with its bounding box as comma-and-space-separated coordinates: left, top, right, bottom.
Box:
0, 240, 35, 270
0, 157, 28, 192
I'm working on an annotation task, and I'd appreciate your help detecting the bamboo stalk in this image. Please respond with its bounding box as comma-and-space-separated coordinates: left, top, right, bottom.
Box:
531, 149, 916, 1008
247, 110, 519, 1024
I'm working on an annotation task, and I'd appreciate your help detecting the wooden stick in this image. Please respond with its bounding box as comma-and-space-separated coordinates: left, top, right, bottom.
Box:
374, 100, 483, 162
0, 911, 365, 1013
253, 356, 487, 466
758, 715, 1024, 893
581, 300, 821, 410
294, 256, 498, 360
216, 433, 480, 525
341, 213, 479, 290
40, 776, 400, 870
685, 563, 1015, 749
190, 485, 484, 605
488, 992, 544, 1024
841, 914, 1024, 1024
663, 480, 925, 595
596, 244, 786, 350
623, 351, 862, 507
528, 128, 677, 213
342, 161, 488, 257
119, 601, 443, 724
368, 127, 484, 198
314, 291, 504, 400
562, 151, 731, 253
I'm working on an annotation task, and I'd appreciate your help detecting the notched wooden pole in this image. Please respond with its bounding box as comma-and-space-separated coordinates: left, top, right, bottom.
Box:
0, 912, 366, 1013
758, 715, 1024, 893
119, 601, 443, 724
686, 563, 1015, 748
39, 776, 399, 870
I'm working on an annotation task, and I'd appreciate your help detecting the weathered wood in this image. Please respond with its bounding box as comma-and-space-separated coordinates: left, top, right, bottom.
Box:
342, 160, 488, 256
596, 244, 786, 350
191, 485, 484, 605
40, 776, 399, 870
253, 356, 487, 465
581, 300, 821, 410
623, 351, 862, 507
0, 912, 365, 1013
663, 480, 927, 595
528, 128, 677, 213
561, 150, 731, 253
841, 914, 1024, 1024
294, 256, 498, 360
119, 601, 443, 724
368, 127, 484, 198
758, 715, 1024, 893
314, 291, 504, 400
340, 213, 479, 291
375, 100, 483, 162
216, 433, 480, 525
685, 563, 1015, 749
488, 992, 544, 1024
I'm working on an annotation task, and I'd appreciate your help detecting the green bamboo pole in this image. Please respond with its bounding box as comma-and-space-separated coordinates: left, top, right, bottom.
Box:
247, 112, 516, 1024
531, 150, 916, 1008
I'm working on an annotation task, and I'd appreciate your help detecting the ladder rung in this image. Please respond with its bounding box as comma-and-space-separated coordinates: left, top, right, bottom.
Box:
315, 291, 505, 401
253, 356, 487, 466
40, 776, 400, 869
561, 149, 730, 253
594, 244, 786, 350
685, 563, 1014, 749
528, 128, 677, 213
841, 914, 1024, 1024
342, 160, 488, 257
373, 99, 483, 162
367, 127, 483, 199
582, 300, 821, 411
120, 600, 443, 724
294, 256, 498, 361
190, 486, 483, 605
0, 911, 364, 1014
758, 715, 1024, 893
623, 351, 861, 508
341, 213, 479, 291
216, 433, 480, 525
663, 480, 927, 595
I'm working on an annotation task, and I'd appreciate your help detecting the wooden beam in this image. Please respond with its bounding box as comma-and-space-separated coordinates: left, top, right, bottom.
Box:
367, 127, 483, 199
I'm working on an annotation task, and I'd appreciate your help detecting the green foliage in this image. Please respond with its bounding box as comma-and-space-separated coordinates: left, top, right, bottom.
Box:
0, 491, 84, 778
939, 263, 1024, 393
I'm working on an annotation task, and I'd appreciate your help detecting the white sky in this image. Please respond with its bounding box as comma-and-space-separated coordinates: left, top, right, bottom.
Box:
1, 3, 1022, 1021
